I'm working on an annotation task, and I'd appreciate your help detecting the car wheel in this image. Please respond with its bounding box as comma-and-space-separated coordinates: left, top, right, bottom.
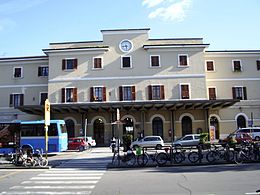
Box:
155, 144, 162, 150
79, 146, 84, 152
255, 136, 260, 141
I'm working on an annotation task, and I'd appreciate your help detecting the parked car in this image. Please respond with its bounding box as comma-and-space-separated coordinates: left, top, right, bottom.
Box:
77, 136, 96, 147
173, 134, 200, 147
220, 132, 253, 144
68, 137, 88, 151
130, 136, 164, 149
236, 127, 260, 141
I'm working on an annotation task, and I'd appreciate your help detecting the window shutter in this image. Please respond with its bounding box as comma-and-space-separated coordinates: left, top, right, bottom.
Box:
102, 87, 106, 101
232, 87, 236, 99
38, 67, 41, 76
257, 60, 260, 70
73, 88, 77, 102
148, 85, 152, 100
132, 86, 136, 100
61, 88, 65, 103
9, 94, 13, 107
73, 59, 78, 69
20, 94, 24, 106
62, 59, 66, 70
160, 85, 165, 99
243, 87, 247, 100
119, 86, 123, 101
90, 87, 94, 102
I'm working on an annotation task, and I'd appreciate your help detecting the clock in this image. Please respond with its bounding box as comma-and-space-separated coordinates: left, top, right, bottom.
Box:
119, 40, 133, 52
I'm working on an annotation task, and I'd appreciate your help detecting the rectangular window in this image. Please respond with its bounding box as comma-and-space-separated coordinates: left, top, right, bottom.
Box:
206, 61, 214, 71
121, 56, 132, 68
38, 66, 49, 77
208, 88, 216, 100
150, 55, 160, 67
119, 86, 135, 101
232, 60, 242, 72
13, 67, 22, 78
232, 87, 247, 100
90, 87, 106, 102
40, 92, 48, 105
257, 60, 260, 71
178, 54, 189, 66
93, 58, 102, 69
180, 84, 190, 99
61, 88, 77, 103
62, 59, 78, 70
10, 94, 24, 107
148, 85, 165, 100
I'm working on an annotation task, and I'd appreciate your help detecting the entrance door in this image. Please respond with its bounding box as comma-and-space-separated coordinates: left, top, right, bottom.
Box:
94, 119, 104, 145
237, 115, 246, 128
182, 116, 192, 136
152, 117, 163, 139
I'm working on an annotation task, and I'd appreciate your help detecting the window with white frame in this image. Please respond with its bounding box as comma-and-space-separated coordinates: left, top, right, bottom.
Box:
38, 66, 49, 77
180, 84, 190, 99
178, 54, 189, 66
90, 86, 106, 101
61, 88, 77, 103
10, 94, 24, 107
13, 67, 23, 78
119, 86, 135, 101
232, 87, 247, 100
93, 57, 102, 69
206, 60, 215, 71
121, 56, 132, 68
62, 59, 78, 70
150, 55, 160, 67
208, 87, 216, 100
232, 60, 242, 72
148, 85, 165, 100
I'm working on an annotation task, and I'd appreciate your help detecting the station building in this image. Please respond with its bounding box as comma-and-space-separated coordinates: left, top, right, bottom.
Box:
0, 28, 259, 146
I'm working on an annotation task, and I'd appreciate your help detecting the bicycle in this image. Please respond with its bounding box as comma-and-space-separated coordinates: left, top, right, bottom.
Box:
155, 147, 174, 166
206, 144, 235, 163
34, 149, 48, 167
172, 146, 186, 164
234, 142, 255, 164
136, 148, 158, 166
112, 149, 136, 167
187, 145, 204, 164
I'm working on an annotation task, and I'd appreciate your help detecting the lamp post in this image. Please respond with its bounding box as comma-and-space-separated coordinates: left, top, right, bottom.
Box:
44, 99, 50, 159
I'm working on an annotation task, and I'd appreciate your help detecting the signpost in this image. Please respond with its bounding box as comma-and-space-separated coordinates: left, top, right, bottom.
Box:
44, 99, 50, 159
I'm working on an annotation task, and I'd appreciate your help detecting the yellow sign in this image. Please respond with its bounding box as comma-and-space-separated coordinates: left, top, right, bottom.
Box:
45, 99, 50, 126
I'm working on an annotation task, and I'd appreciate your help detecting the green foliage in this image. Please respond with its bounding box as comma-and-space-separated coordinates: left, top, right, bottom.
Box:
199, 133, 208, 144
122, 134, 133, 151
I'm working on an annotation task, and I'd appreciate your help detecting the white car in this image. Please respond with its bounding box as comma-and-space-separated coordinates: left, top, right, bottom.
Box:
78, 136, 96, 146
173, 134, 200, 147
130, 136, 164, 149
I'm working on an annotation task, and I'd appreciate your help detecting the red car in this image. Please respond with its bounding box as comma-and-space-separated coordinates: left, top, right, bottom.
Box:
68, 138, 88, 151
222, 132, 253, 144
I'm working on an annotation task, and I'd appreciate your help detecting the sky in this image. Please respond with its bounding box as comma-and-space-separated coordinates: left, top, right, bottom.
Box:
0, 0, 260, 57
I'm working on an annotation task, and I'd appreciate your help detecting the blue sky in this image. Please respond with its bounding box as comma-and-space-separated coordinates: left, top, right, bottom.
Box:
0, 0, 259, 57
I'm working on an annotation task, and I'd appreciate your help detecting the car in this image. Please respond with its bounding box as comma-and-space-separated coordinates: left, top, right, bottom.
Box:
130, 136, 164, 149
236, 127, 260, 141
77, 136, 96, 147
220, 132, 253, 144
173, 134, 200, 147
68, 137, 89, 151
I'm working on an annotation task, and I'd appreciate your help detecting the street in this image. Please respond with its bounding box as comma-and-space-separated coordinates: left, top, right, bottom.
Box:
0, 148, 260, 195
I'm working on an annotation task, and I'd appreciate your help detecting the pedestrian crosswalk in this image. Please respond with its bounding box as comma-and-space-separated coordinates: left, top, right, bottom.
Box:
0, 148, 112, 195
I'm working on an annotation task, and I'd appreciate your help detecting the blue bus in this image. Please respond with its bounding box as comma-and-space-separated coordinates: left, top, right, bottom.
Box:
20, 120, 68, 153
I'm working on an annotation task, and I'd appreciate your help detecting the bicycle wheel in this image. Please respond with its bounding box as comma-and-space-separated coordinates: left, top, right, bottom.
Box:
156, 152, 168, 166
234, 151, 243, 164
224, 150, 235, 162
188, 152, 200, 164
173, 152, 185, 164
137, 153, 149, 166
24, 158, 36, 167
124, 153, 136, 167
39, 158, 48, 167
206, 151, 218, 163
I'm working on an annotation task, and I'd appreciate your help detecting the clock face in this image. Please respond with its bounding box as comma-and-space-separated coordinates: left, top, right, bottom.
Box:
120, 40, 133, 52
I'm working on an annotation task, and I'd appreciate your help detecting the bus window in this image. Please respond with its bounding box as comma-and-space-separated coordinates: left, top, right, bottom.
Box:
48, 124, 58, 136
60, 124, 67, 134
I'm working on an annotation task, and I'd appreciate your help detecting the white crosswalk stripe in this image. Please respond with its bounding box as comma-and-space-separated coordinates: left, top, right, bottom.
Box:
0, 148, 112, 195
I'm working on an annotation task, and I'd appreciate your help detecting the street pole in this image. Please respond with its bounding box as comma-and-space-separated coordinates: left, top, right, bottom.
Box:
45, 99, 50, 159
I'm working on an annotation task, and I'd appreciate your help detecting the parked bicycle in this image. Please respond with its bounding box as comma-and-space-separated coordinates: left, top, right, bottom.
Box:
136, 148, 158, 166
34, 149, 48, 167
206, 144, 235, 163
234, 142, 255, 164
188, 145, 204, 164
155, 147, 174, 166
112, 149, 136, 167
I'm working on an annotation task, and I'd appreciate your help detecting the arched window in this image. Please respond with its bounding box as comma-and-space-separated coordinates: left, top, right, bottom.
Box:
237, 115, 246, 129
94, 118, 104, 145
182, 116, 192, 136
152, 117, 163, 139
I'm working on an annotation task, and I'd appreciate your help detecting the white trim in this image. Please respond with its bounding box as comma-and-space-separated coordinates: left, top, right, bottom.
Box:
205, 60, 215, 72
144, 45, 208, 49
232, 59, 243, 72
0, 84, 48, 88
150, 114, 166, 123
121, 115, 136, 124
92, 57, 103, 70
178, 54, 189, 67
43, 48, 109, 54
207, 77, 260, 82
207, 86, 217, 100
121, 56, 132, 69
178, 113, 195, 122
101, 29, 150, 35
149, 55, 161, 68
235, 113, 249, 122
90, 116, 107, 125
49, 74, 205, 83
179, 83, 191, 100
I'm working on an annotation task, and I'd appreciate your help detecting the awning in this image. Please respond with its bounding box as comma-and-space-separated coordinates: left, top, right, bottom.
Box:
17, 99, 239, 115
